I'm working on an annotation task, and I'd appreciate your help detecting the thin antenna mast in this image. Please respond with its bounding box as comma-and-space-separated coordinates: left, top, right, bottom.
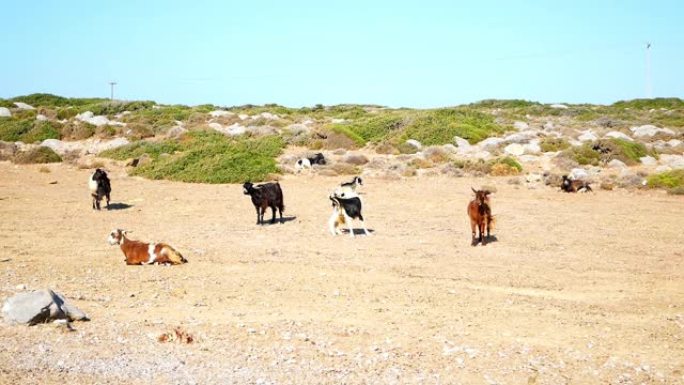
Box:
645, 43, 652, 98
109, 82, 117, 101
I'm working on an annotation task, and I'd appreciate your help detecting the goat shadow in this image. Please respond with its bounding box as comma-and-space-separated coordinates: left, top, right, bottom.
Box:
472, 234, 499, 246
106, 203, 134, 211
260, 216, 297, 225
340, 228, 376, 235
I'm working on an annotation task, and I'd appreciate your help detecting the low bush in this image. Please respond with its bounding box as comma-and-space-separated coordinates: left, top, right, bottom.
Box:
539, 137, 570, 152
563, 139, 655, 166
13, 147, 62, 164
647, 170, 684, 193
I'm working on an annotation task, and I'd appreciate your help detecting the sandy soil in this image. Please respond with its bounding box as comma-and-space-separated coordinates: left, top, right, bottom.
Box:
0, 160, 682, 385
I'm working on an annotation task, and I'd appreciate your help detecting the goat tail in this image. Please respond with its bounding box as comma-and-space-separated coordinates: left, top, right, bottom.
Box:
488, 215, 496, 231
161, 245, 187, 264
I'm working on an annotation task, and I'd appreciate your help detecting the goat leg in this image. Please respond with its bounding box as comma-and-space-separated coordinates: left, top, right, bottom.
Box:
270, 206, 276, 224
470, 220, 478, 246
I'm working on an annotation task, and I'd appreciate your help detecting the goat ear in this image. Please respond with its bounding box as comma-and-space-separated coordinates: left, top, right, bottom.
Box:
471, 187, 477, 194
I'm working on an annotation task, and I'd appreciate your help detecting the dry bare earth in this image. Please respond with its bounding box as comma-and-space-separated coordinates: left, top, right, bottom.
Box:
0, 161, 682, 385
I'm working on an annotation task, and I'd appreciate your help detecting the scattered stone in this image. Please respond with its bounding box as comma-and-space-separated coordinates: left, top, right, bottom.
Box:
166, 125, 187, 138
478, 137, 504, 150
405, 139, 422, 150
453, 136, 470, 149
659, 154, 684, 169
542, 121, 554, 130
604, 131, 633, 141
343, 154, 369, 165
0, 107, 11, 117
524, 140, 541, 155
209, 110, 234, 118
543, 172, 562, 186
630, 125, 675, 138
569, 168, 589, 180
550, 104, 569, 109
504, 143, 524, 156
513, 121, 529, 130
577, 130, 598, 142
525, 173, 542, 183
607, 159, 627, 169
13, 102, 35, 110
36, 114, 48, 121
640, 156, 657, 166
2, 289, 89, 325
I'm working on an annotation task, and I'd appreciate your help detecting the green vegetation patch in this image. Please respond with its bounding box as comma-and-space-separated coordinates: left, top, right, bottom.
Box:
401, 108, 504, 145
539, 137, 571, 152
647, 170, 684, 193
563, 138, 656, 166
102, 130, 284, 183
0, 118, 62, 143
13, 147, 62, 164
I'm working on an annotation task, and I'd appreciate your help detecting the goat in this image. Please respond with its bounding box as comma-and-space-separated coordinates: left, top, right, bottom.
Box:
243, 182, 285, 224
107, 229, 187, 265
329, 193, 370, 237
467, 188, 495, 246
334, 176, 363, 198
561, 175, 592, 193
295, 152, 326, 172
88, 168, 111, 210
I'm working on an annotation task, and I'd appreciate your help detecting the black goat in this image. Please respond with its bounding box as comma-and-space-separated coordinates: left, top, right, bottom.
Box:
295, 152, 326, 172
243, 182, 285, 224
328, 194, 370, 237
561, 175, 592, 193
88, 168, 111, 210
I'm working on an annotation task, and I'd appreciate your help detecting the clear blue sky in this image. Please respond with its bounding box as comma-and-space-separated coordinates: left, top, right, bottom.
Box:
1, 1, 682, 107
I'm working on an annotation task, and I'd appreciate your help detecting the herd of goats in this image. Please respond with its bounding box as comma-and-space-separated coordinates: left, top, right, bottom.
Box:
87, 152, 593, 266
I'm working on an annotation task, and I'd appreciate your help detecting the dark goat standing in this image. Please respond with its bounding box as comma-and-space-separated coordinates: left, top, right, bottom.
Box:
467, 188, 494, 246
308, 153, 326, 165
243, 182, 285, 224
561, 175, 592, 193
90, 168, 111, 210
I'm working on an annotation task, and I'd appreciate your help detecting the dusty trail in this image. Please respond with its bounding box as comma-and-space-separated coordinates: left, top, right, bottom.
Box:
0, 161, 682, 384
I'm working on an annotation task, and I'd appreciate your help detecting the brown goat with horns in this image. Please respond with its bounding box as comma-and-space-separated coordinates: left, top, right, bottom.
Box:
467, 188, 495, 246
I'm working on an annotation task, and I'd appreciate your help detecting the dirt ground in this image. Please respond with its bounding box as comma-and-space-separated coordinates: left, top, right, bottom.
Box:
0, 160, 682, 385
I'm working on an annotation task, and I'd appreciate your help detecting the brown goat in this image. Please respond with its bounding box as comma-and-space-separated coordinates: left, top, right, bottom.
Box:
561, 175, 592, 193
467, 188, 495, 246
107, 229, 187, 265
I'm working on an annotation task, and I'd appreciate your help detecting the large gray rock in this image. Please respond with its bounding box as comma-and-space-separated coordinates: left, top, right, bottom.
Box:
477, 137, 504, 150
640, 156, 657, 166
209, 110, 234, 118
513, 121, 529, 130
0, 107, 11, 117
2, 289, 88, 325
604, 131, 633, 141
405, 139, 422, 150
550, 104, 569, 109
630, 125, 675, 138
504, 143, 524, 156
569, 168, 589, 180
13, 102, 35, 110
607, 159, 627, 169
577, 130, 598, 142
659, 154, 684, 170
453, 136, 470, 149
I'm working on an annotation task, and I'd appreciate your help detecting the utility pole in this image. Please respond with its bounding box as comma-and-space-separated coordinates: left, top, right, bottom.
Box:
645, 43, 652, 99
109, 82, 117, 101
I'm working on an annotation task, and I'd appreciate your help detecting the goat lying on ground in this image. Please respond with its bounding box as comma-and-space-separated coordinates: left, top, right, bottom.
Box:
561, 175, 592, 193
467, 188, 495, 246
107, 229, 187, 265
295, 153, 326, 172
334, 176, 363, 198
88, 168, 111, 210
243, 182, 285, 224
329, 193, 370, 237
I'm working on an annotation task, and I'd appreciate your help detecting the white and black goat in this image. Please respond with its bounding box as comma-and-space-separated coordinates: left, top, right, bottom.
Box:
243, 182, 285, 224
88, 168, 111, 210
334, 176, 363, 198
295, 152, 326, 172
328, 193, 370, 237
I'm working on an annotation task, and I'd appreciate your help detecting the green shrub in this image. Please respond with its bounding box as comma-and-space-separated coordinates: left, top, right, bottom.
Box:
11, 93, 106, 107
468, 99, 541, 109
102, 130, 284, 183
0, 118, 33, 141
453, 156, 522, 175
13, 147, 62, 164
22, 121, 62, 143
564, 139, 656, 166
612, 98, 684, 110
401, 108, 504, 145
647, 170, 684, 192
540, 137, 570, 152
564, 143, 601, 165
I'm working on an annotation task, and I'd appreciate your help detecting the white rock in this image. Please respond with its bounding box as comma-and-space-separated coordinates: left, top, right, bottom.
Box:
35, 114, 48, 121
76, 111, 114, 127
569, 168, 589, 180
667, 139, 682, 147
517, 155, 540, 163
568, 139, 583, 147
287, 124, 310, 135
238, 114, 249, 120
577, 130, 598, 142
513, 121, 529, 130
227, 123, 246, 136
166, 125, 187, 138
524, 141, 541, 155
607, 159, 627, 169
604, 131, 633, 141
208, 122, 223, 131
405, 139, 422, 149
477, 137, 504, 149
0, 107, 11, 117
525, 173, 542, 183
659, 154, 684, 169
504, 143, 525, 156
655, 165, 672, 173
13, 102, 34, 110
630, 125, 675, 138
550, 104, 569, 109
640, 156, 657, 166
258, 112, 279, 121
504, 130, 538, 143
542, 121, 554, 130
209, 110, 234, 118
453, 136, 470, 149
2, 289, 88, 325
472, 150, 492, 160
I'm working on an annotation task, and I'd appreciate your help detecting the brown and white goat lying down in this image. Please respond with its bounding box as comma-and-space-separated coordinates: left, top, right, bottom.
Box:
467, 188, 495, 246
107, 229, 187, 265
